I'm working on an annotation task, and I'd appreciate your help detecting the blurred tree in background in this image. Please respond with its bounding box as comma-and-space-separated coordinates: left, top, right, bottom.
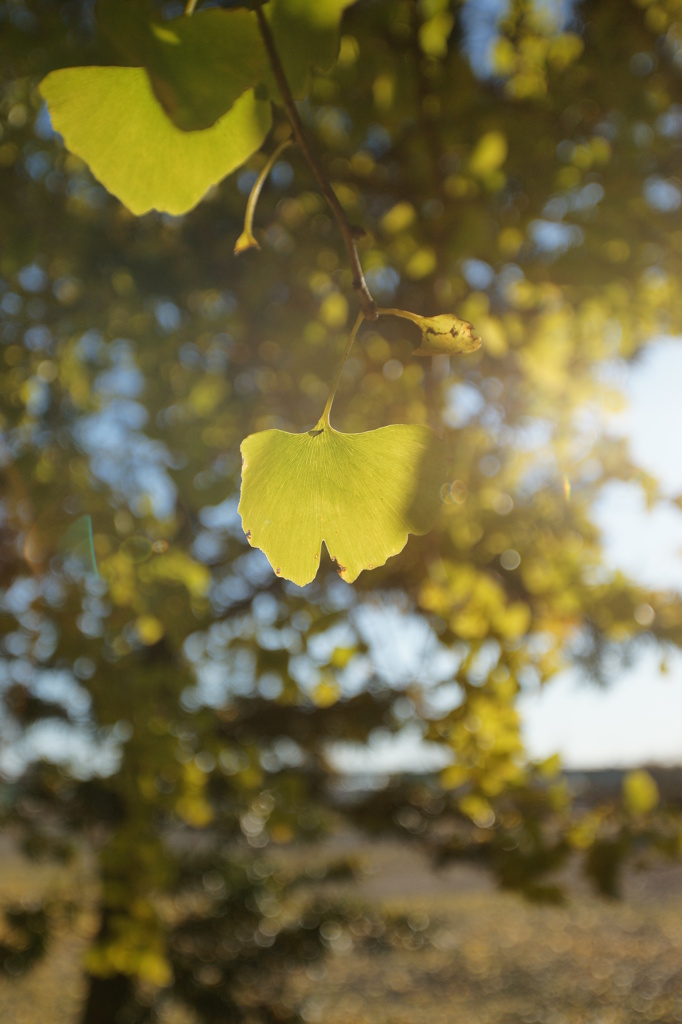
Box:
2, 0, 682, 1021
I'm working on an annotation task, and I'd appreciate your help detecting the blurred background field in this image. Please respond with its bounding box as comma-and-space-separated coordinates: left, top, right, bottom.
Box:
2, 818, 682, 1024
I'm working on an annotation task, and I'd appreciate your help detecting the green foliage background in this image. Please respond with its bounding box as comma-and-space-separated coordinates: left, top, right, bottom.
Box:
2, 0, 682, 1021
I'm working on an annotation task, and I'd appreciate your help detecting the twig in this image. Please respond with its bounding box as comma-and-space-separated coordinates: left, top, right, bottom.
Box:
254, 3, 377, 320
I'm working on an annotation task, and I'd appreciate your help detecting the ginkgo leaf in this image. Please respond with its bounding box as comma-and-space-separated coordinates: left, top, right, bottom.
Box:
238, 419, 448, 586
39, 67, 271, 215
622, 769, 659, 815
143, 11, 267, 132
96, 0, 266, 130
377, 308, 482, 357
411, 313, 482, 356
262, 0, 358, 100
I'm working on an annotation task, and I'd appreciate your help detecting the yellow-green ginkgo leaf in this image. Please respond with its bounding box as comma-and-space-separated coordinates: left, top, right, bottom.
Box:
411, 313, 482, 356
39, 66, 271, 215
377, 308, 482, 357
622, 769, 659, 815
239, 420, 448, 586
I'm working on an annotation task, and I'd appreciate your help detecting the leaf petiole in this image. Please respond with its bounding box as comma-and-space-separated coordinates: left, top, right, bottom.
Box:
234, 136, 293, 255
375, 307, 424, 325
321, 312, 365, 425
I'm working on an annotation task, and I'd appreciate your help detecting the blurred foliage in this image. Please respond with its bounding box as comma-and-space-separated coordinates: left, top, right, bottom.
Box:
2, 0, 682, 1021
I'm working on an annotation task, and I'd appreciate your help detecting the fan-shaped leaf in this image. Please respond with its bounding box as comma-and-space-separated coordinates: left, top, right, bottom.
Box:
263, 0, 358, 100
239, 420, 448, 586
144, 11, 267, 132
96, 0, 266, 130
39, 67, 271, 215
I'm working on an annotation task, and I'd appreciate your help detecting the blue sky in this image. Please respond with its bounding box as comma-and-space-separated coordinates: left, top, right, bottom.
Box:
522, 338, 682, 768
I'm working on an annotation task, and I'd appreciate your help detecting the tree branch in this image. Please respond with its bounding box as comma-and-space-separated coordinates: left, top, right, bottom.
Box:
255, 3, 377, 320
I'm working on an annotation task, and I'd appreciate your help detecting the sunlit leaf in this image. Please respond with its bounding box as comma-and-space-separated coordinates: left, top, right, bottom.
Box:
418, 10, 454, 59
622, 769, 659, 815
135, 615, 165, 646
378, 308, 482, 357
412, 313, 482, 356
39, 67, 271, 215
238, 420, 448, 586
469, 130, 508, 177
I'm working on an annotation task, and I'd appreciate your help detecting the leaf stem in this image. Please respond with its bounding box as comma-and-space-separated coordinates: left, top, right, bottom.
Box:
254, 3, 377, 320
322, 312, 365, 424
235, 136, 292, 253
184, 0, 199, 14
375, 307, 424, 326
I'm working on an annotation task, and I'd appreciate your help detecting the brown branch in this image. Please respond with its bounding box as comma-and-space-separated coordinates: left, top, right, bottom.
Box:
254, 3, 377, 320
